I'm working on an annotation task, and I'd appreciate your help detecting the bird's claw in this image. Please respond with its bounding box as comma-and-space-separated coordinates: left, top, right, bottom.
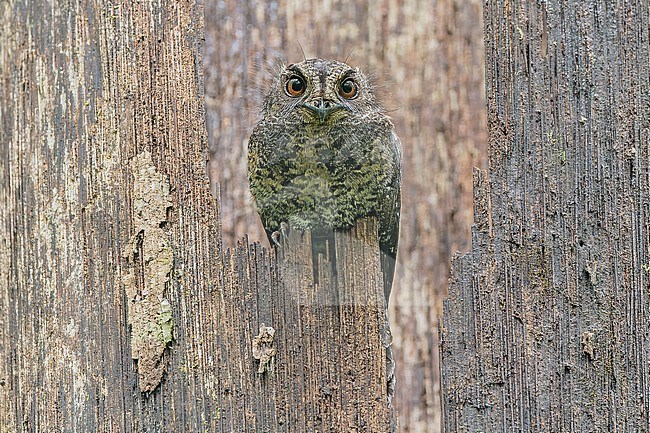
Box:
271, 222, 290, 249
271, 231, 282, 248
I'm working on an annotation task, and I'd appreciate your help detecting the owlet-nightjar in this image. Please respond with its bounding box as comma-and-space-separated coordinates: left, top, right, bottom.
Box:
247, 58, 402, 302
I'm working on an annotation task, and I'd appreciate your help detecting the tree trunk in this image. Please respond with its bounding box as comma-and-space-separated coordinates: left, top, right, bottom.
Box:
0, 1, 220, 430
1, 1, 394, 431
221, 220, 396, 431
441, 1, 650, 431
204, 2, 487, 431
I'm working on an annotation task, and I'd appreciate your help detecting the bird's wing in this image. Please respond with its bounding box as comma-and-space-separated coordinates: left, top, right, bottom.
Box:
379, 130, 402, 302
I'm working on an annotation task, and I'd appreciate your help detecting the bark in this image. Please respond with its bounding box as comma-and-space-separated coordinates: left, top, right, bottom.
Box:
0, 1, 219, 430
1, 1, 394, 431
204, 2, 487, 431
221, 220, 396, 431
441, 1, 650, 431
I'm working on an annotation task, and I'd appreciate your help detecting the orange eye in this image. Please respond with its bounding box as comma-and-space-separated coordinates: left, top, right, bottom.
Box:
285, 77, 306, 97
338, 78, 358, 99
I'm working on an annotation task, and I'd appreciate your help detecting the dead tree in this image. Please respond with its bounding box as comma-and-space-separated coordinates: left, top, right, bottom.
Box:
441, 1, 650, 431
0, 1, 394, 431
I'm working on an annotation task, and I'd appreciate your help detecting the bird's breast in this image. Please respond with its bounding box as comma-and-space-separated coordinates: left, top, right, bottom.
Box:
249, 119, 397, 230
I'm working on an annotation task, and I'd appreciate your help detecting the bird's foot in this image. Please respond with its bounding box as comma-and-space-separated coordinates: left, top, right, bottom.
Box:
270, 231, 282, 248
271, 222, 290, 249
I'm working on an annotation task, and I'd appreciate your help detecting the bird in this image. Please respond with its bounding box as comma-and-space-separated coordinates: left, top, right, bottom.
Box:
247, 58, 402, 303
248, 58, 401, 403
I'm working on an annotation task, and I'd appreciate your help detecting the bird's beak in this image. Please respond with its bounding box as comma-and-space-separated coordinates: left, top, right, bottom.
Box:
302, 98, 343, 122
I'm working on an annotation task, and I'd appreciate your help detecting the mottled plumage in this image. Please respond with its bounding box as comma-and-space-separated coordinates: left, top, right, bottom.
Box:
247, 58, 401, 300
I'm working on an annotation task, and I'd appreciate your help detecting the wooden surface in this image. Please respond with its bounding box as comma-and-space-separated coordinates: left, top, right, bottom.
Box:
203, 2, 487, 431
0, 1, 396, 431
0, 1, 219, 430
220, 220, 396, 431
441, 1, 650, 431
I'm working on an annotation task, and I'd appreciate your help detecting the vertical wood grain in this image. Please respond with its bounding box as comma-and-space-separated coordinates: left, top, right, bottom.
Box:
0, 1, 222, 431
1, 1, 398, 431
441, 1, 650, 431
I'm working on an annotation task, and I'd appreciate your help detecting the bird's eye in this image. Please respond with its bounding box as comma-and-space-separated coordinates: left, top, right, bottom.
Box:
338, 78, 358, 99
285, 77, 306, 97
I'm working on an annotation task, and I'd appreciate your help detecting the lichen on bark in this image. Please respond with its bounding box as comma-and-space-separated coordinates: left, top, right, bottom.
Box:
122, 150, 174, 393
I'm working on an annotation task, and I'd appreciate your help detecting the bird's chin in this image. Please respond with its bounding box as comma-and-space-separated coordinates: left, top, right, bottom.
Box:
299, 109, 346, 125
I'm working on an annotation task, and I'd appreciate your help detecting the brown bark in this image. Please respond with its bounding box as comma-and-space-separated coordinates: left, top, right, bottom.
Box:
221, 220, 396, 431
1, 1, 395, 431
204, 2, 487, 431
0, 1, 220, 430
441, 1, 650, 431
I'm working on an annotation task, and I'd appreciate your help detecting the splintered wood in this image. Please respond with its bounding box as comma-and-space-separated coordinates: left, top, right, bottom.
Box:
441, 1, 650, 432
220, 218, 397, 432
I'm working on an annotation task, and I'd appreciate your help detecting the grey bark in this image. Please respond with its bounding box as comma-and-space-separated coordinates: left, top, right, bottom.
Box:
0, 1, 394, 431
441, 1, 650, 431
0, 1, 219, 430
222, 220, 396, 431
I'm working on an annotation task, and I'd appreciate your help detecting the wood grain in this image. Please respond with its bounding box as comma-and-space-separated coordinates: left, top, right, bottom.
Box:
219, 219, 395, 431
0, 1, 221, 430
441, 1, 650, 431
1, 1, 397, 431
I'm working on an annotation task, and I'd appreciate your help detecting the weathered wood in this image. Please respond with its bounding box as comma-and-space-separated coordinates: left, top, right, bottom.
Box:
219, 219, 396, 432
0, 1, 397, 431
441, 1, 650, 431
0, 1, 219, 430
204, 2, 487, 431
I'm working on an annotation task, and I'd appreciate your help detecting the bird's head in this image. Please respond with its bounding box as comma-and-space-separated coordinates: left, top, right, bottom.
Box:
262, 58, 381, 125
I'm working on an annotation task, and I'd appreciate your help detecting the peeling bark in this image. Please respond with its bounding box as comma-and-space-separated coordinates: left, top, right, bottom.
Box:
0, 1, 220, 430
122, 150, 174, 393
